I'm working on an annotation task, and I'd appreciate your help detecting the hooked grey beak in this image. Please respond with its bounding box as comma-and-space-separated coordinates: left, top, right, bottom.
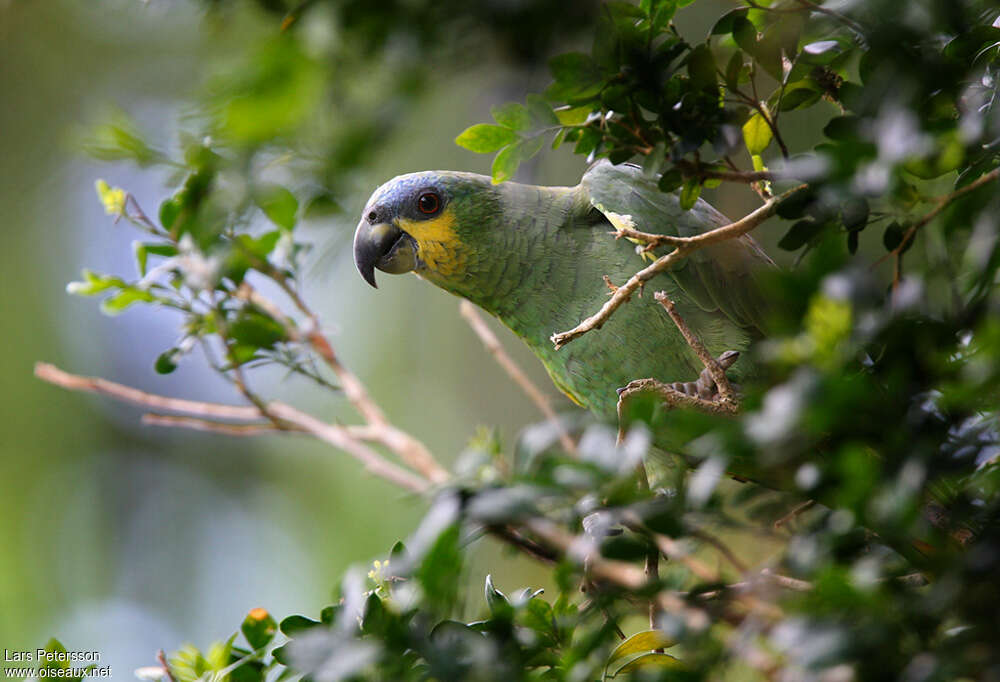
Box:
352, 220, 418, 288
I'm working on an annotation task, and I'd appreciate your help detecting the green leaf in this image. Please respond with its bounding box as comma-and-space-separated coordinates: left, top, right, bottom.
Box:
66, 270, 126, 297
155, 348, 180, 375
679, 178, 702, 210
548, 52, 603, 99
610, 652, 685, 676
241, 608, 278, 650
555, 105, 593, 126
841, 197, 870, 232
526, 93, 560, 126
823, 115, 860, 141
778, 219, 825, 250
491, 102, 533, 131
606, 630, 677, 671
742, 112, 773, 155
279, 614, 321, 636
491, 142, 522, 184
658, 168, 683, 193
361, 593, 387, 635
725, 51, 744, 90
417, 523, 463, 611
778, 85, 821, 112
229, 310, 288, 350
133, 242, 177, 277
455, 124, 519, 153
100, 287, 156, 315
731, 16, 758, 55
687, 44, 717, 89
755, 28, 785, 79
882, 221, 905, 251
776, 187, 816, 219
649, 2, 677, 32
159, 197, 181, 231
711, 8, 748, 35
643, 142, 665, 176
485, 574, 512, 616
390, 540, 408, 562
256, 185, 298, 231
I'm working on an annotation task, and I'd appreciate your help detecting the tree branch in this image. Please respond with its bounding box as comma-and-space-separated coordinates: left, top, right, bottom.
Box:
35, 362, 429, 494
551, 185, 806, 350
141, 413, 285, 436
266, 270, 450, 484
654, 291, 738, 408
875, 168, 1000, 267
35, 362, 262, 421
459, 301, 577, 455
267, 402, 431, 493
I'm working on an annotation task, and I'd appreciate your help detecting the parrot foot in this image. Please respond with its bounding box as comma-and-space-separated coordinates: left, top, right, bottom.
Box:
616, 350, 743, 417
666, 349, 742, 400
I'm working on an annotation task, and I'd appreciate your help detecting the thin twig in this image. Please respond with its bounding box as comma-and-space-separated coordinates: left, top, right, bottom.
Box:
690, 529, 749, 574
157, 650, 177, 682
654, 291, 738, 407
774, 499, 815, 530
141, 414, 284, 436
874, 168, 1000, 267
35, 362, 262, 420
35, 362, 429, 493
267, 402, 430, 493
551, 185, 806, 350
699, 570, 812, 599
460, 301, 577, 455
268, 271, 450, 484
674, 160, 777, 184
487, 525, 561, 564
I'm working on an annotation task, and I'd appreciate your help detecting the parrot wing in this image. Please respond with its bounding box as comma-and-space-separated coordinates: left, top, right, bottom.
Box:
581, 161, 775, 335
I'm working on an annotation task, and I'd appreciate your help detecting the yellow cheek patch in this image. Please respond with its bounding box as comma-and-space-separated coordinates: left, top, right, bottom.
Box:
398, 208, 466, 278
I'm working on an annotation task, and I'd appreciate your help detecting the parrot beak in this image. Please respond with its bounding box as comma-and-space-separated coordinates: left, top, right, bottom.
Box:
353, 219, 418, 288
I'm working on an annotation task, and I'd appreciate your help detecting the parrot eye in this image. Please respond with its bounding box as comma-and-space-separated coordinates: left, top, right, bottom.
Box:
417, 192, 441, 215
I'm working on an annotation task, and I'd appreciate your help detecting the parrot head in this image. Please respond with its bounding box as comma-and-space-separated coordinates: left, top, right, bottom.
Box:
353, 170, 501, 291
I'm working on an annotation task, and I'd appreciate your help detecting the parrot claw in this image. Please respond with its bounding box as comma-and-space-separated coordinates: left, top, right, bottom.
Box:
617, 350, 743, 417
667, 350, 741, 401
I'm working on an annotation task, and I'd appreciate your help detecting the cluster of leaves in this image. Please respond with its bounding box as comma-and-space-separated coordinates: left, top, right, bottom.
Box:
55, 0, 1000, 680
457, 0, 1000, 265
72, 150, 327, 387
152, 530, 684, 682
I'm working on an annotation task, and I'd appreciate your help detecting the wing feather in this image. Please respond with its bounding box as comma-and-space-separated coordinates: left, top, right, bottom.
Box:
581, 161, 774, 335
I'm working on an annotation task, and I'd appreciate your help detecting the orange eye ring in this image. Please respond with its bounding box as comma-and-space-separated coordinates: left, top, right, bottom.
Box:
417, 192, 440, 215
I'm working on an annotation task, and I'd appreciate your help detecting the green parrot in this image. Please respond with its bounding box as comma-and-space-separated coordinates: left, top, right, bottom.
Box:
353, 161, 773, 466
353, 160, 971, 556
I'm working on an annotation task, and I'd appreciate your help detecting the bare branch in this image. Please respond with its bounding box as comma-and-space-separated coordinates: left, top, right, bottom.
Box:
674, 160, 778, 184
266, 271, 450, 484
551, 185, 806, 350
774, 499, 815, 530
268, 402, 431, 494
875, 168, 1000, 267
689, 529, 749, 574
654, 292, 739, 408
141, 414, 284, 436
617, 377, 741, 417
157, 650, 177, 682
459, 301, 577, 455
35, 362, 430, 493
35, 362, 262, 421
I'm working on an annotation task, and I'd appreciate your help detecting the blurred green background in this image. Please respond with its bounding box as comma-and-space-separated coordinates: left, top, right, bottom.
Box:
0, 0, 793, 675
